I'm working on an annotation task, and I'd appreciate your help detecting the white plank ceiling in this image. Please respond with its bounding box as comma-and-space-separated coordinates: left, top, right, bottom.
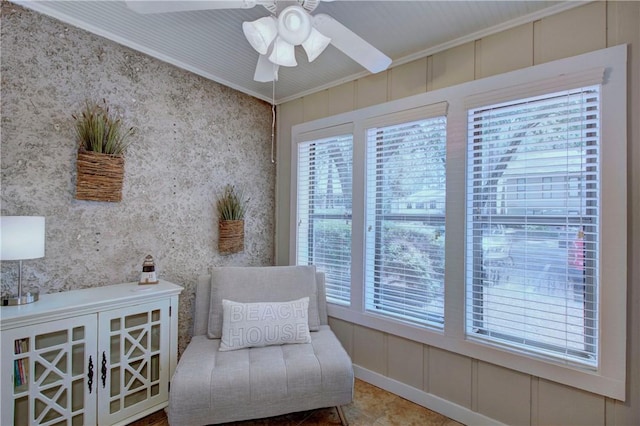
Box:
12, 1, 583, 104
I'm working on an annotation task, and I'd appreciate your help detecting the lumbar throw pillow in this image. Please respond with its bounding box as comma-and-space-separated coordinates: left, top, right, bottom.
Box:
219, 297, 312, 351
208, 266, 320, 339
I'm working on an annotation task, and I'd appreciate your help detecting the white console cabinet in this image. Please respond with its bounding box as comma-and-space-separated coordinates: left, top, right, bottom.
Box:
0, 280, 182, 426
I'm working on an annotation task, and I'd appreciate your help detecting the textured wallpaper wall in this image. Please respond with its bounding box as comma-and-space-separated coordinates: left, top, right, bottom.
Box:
0, 2, 275, 353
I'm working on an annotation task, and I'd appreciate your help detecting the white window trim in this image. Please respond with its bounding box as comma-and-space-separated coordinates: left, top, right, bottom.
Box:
363, 104, 448, 328
294, 124, 354, 305
289, 44, 627, 400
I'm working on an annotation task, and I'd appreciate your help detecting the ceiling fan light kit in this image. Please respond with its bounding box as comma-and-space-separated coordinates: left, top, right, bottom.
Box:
247, 4, 327, 72
254, 54, 279, 82
269, 36, 298, 66
126, 0, 391, 83
277, 5, 311, 45
242, 16, 278, 55
301, 28, 331, 62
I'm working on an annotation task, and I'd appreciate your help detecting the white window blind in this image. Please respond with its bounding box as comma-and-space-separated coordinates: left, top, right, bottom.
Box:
297, 134, 353, 305
465, 86, 600, 365
365, 115, 447, 327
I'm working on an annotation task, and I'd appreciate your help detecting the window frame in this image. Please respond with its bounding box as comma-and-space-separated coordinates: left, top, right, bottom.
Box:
289, 44, 627, 400
294, 124, 355, 305
362, 107, 448, 329
465, 85, 602, 366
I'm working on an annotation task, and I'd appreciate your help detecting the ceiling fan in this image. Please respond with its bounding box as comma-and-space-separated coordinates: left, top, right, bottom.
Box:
125, 0, 392, 82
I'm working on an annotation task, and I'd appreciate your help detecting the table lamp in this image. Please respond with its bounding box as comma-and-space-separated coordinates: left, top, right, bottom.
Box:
1, 216, 45, 306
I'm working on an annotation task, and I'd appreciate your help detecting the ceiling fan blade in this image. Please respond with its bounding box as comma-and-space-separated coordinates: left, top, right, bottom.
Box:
125, 1, 258, 14
313, 13, 391, 74
254, 55, 279, 82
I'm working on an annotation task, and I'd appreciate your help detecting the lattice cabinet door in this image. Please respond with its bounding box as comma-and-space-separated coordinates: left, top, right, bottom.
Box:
0, 315, 98, 426
97, 300, 171, 426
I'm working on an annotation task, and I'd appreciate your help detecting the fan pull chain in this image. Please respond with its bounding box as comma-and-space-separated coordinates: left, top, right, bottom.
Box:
271, 79, 276, 164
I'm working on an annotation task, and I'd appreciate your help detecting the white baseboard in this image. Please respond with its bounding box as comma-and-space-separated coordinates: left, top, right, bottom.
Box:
353, 365, 506, 426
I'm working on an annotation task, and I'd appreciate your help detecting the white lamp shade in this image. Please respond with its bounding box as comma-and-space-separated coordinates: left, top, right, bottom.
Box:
268, 37, 297, 67
302, 28, 331, 62
254, 54, 279, 82
0, 216, 45, 261
242, 16, 278, 55
277, 5, 312, 46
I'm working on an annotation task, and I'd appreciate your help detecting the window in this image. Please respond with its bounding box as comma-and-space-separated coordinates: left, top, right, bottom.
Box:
364, 115, 447, 327
466, 86, 600, 365
297, 134, 353, 305
542, 177, 553, 199
516, 178, 526, 199
291, 45, 626, 400
568, 176, 582, 198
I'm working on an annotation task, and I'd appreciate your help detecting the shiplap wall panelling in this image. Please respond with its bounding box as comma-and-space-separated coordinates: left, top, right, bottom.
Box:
428, 348, 472, 409
389, 57, 428, 101
356, 72, 388, 110
606, 1, 640, 425
353, 324, 387, 374
429, 42, 475, 91
387, 335, 424, 390
276, 2, 640, 424
328, 317, 355, 357
303, 89, 330, 122
536, 379, 606, 426
275, 98, 304, 266
533, 1, 606, 65
475, 362, 531, 425
474, 23, 533, 79
328, 81, 356, 116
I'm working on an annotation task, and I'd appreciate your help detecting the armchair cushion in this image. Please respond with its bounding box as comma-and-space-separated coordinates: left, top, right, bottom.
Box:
168, 326, 353, 425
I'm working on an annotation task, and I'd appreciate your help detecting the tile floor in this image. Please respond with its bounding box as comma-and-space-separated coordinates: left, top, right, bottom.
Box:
129, 379, 463, 426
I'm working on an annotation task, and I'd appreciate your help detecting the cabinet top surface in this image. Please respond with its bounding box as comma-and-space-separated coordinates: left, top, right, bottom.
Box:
0, 280, 182, 329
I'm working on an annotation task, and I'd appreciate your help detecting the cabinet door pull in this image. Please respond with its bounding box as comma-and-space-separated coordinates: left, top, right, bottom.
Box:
87, 355, 94, 393
101, 351, 107, 388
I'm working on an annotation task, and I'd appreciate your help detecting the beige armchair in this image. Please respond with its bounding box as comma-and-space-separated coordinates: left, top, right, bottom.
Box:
167, 266, 354, 425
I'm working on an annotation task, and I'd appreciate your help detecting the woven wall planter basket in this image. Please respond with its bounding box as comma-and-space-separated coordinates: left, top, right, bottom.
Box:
218, 220, 244, 254
75, 150, 125, 202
